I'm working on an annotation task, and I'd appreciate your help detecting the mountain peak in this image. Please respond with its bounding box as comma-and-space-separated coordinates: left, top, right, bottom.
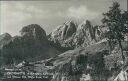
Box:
0, 33, 12, 48
48, 20, 102, 50
64, 20, 75, 25
0, 33, 11, 41
20, 24, 47, 40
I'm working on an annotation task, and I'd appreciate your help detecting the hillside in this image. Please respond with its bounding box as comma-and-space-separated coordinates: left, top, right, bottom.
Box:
29, 40, 128, 81
0, 24, 61, 65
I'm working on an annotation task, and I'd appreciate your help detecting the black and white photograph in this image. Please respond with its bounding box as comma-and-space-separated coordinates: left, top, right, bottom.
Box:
0, 0, 128, 81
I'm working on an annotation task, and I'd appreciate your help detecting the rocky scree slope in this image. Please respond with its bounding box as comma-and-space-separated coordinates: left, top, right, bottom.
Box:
37, 41, 109, 81
37, 40, 128, 81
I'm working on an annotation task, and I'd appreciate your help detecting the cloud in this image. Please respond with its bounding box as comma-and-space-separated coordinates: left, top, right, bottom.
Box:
0, 2, 53, 35
0, 2, 100, 36
66, 5, 100, 20
1, 3, 31, 21
1, 3, 32, 35
1, 0, 126, 36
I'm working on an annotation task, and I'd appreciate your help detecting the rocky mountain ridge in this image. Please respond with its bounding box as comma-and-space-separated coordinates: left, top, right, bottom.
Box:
0, 20, 107, 65
48, 20, 103, 51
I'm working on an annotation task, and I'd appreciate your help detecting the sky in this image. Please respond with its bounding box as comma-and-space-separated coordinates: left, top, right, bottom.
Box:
0, 0, 127, 36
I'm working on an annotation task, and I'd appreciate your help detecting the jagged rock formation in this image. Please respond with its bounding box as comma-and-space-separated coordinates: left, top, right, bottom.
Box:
48, 21, 77, 51
48, 20, 102, 51
49, 21, 77, 40
73, 20, 96, 47
0, 24, 60, 64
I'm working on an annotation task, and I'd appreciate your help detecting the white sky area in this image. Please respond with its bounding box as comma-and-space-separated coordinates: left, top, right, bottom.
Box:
0, 0, 127, 36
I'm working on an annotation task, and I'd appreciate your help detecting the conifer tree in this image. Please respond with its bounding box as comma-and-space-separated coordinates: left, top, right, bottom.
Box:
102, 2, 128, 62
